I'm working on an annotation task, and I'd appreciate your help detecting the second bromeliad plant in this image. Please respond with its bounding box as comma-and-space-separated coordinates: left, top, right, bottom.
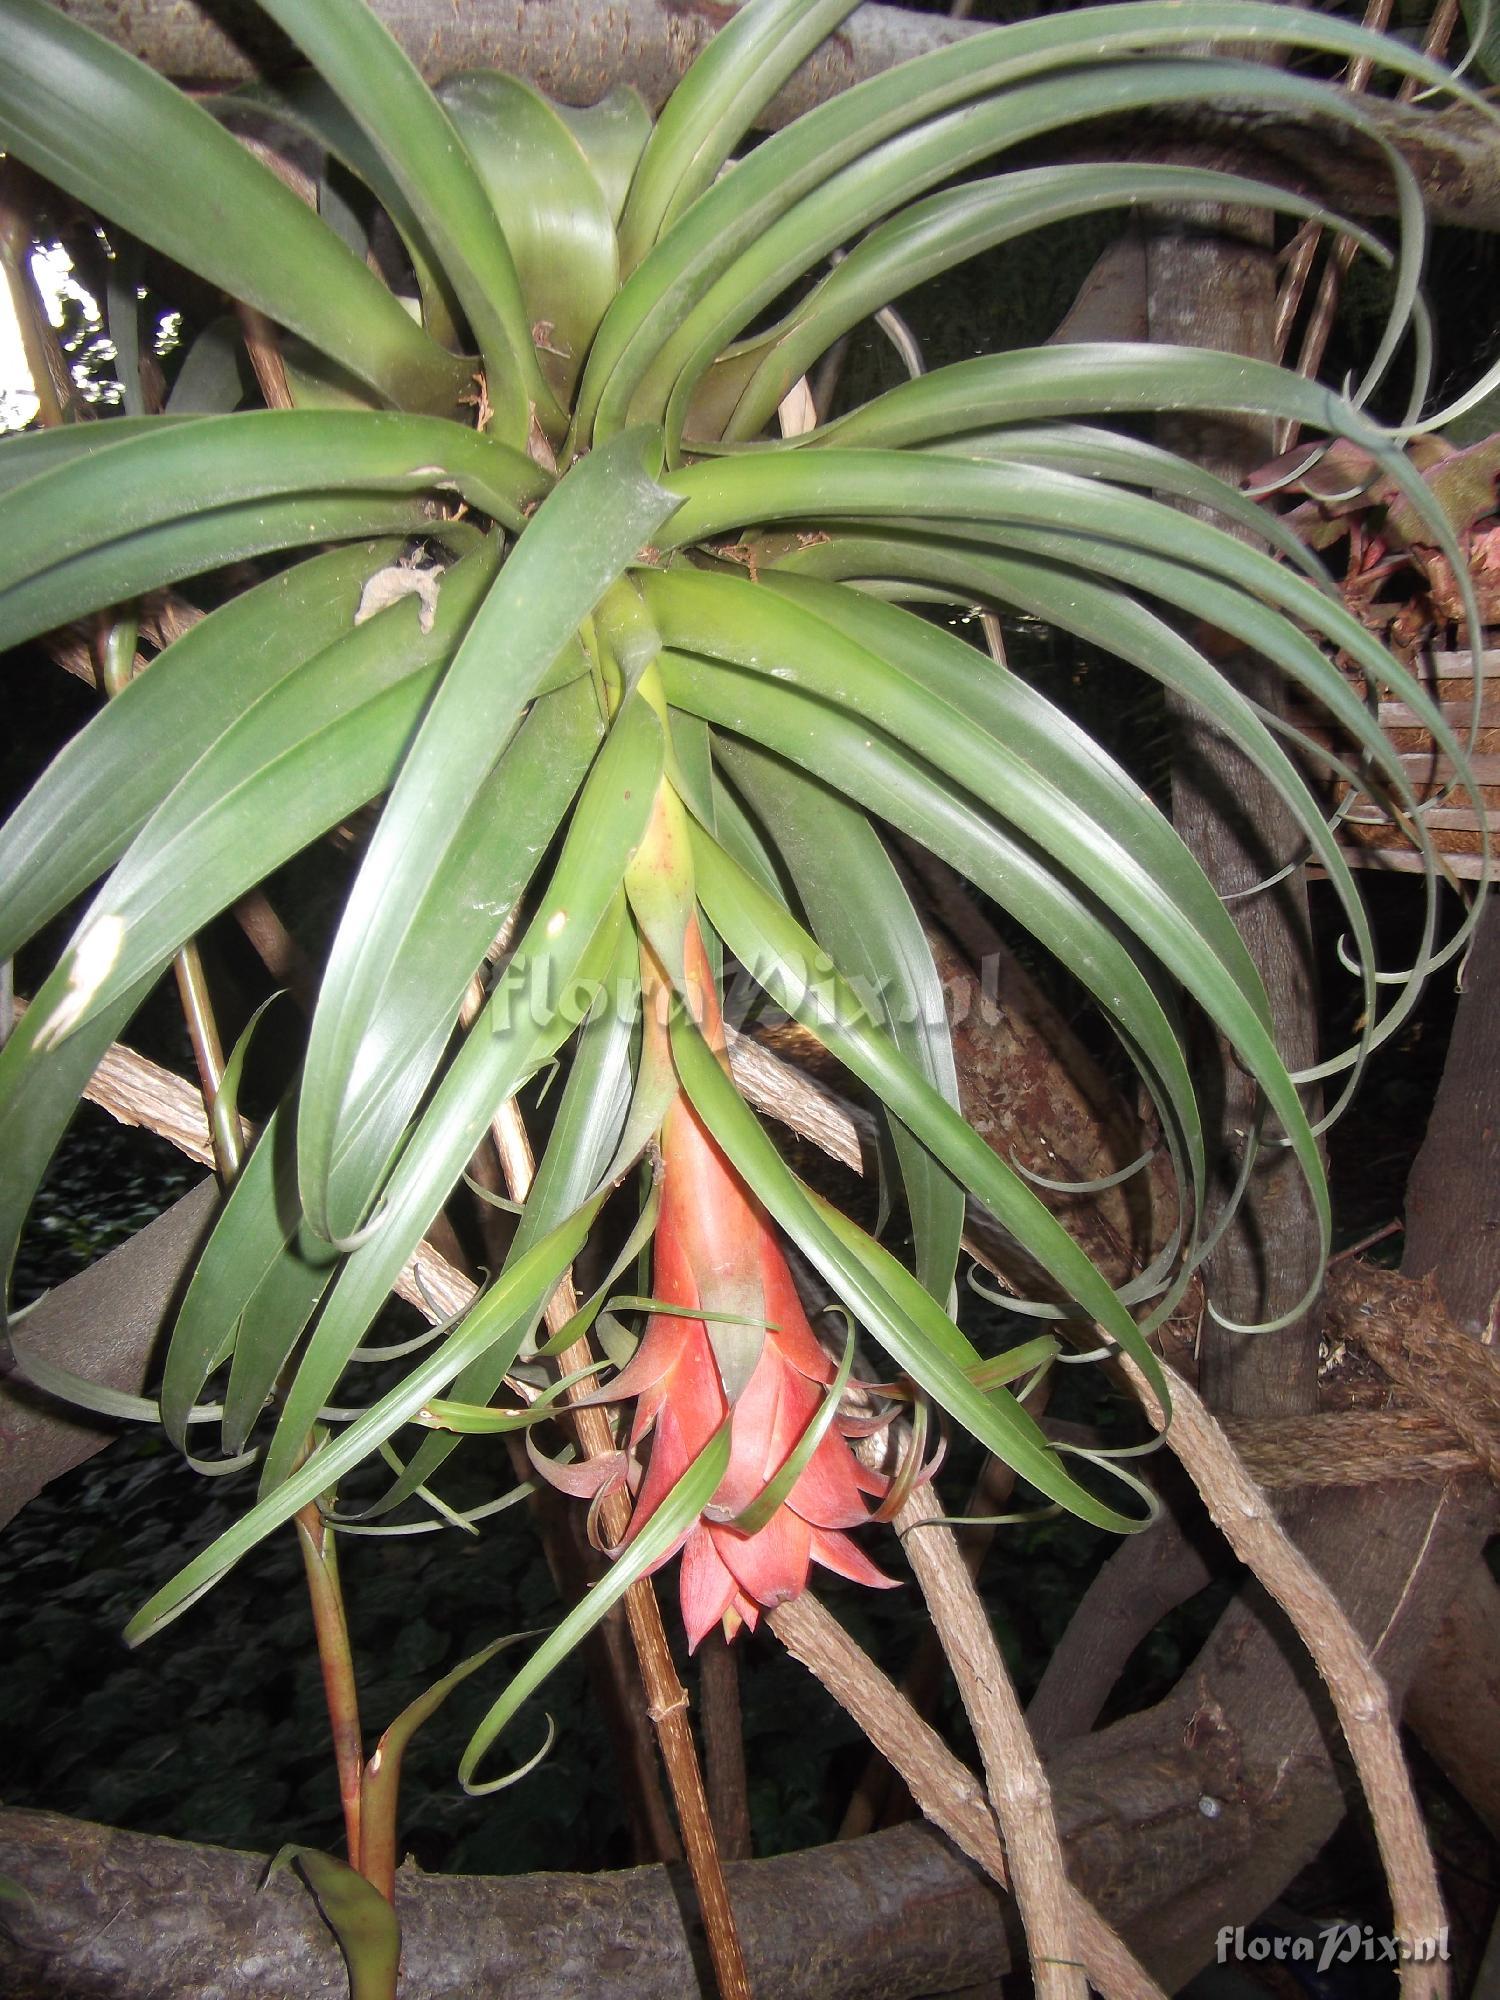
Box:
0, 0, 1492, 1973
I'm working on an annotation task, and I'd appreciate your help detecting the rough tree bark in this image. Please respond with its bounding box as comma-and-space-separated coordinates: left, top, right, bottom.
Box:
42, 0, 1500, 234
0, 1813, 1011, 2000
1403, 901, 1500, 1336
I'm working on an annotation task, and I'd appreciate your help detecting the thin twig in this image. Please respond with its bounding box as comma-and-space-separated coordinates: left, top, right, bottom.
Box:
1275, 0, 1457, 446
1124, 1356, 1451, 2000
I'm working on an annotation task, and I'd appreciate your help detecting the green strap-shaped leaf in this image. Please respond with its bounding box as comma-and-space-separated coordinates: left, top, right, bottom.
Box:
261, 699, 664, 1495
691, 824, 1166, 1397
249, 0, 560, 442
0, 540, 398, 961
271, 1850, 400, 2000
219, 75, 466, 358
298, 426, 679, 1244
670, 1012, 1152, 1530
923, 421, 1326, 581
716, 740, 963, 1302
645, 568, 1275, 1049
0, 493, 450, 658
0, 555, 500, 1291
777, 490, 1473, 830
362, 1634, 519, 1854
778, 501, 1478, 1014
658, 660, 1206, 1296
363, 924, 639, 1519
644, 59, 1421, 444
816, 342, 1382, 452
0, 409, 542, 588
804, 345, 1483, 648
438, 72, 620, 404
312, 678, 605, 1240
29, 545, 500, 1048
774, 529, 1442, 1103
721, 163, 1384, 441
665, 426, 1484, 756
618, 0, 862, 267
0, 414, 194, 497
161, 1100, 340, 1455
0, 0, 467, 413
573, 0, 1470, 445
125, 1205, 600, 1644
548, 89, 655, 228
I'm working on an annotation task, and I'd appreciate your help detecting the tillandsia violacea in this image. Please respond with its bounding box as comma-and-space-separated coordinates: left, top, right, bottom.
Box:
0, 0, 1493, 1819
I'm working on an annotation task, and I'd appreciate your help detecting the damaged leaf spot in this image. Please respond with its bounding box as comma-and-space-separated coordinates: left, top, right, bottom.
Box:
33, 915, 126, 1050
356, 564, 443, 635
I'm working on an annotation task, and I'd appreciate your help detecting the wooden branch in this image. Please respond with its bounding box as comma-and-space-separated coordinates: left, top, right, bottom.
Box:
0, 1808, 1011, 2000
891, 1475, 1161, 2000
1026, 1509, 1215, 1754
1124, 1356, 1452, 2000
50, 0, 968, 114
48, 1, 1500, 231
1404, 1553, 1500, 1842
766, 1591, 1009, 1886
723, 1024, 868, 1173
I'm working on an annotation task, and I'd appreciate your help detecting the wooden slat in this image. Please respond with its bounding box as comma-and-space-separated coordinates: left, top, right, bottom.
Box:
1377, 701, 1499, 730
1311, 847, 1487, 879
1393, 750, 1500, 784
1428, 650, 1500, 677
1342, 806, 1490, 832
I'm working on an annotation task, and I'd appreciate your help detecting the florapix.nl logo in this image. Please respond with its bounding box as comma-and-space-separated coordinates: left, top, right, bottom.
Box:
1217, 1923, 1450, 1975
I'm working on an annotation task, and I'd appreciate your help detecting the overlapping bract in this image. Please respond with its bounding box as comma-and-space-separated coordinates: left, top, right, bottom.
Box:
613, 924, 894, 1647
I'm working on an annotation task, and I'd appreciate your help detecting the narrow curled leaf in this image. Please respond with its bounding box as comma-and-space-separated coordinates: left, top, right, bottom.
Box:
458, 1418, 733, 1793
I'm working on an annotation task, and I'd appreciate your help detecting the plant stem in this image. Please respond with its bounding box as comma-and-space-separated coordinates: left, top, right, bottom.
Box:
294, 1495, 366, 1875
699, 1633, 753, 1861
490, 1095, 752, 2000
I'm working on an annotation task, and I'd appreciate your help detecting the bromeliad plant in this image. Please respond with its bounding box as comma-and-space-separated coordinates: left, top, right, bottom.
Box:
0, 0, 1491, 1896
